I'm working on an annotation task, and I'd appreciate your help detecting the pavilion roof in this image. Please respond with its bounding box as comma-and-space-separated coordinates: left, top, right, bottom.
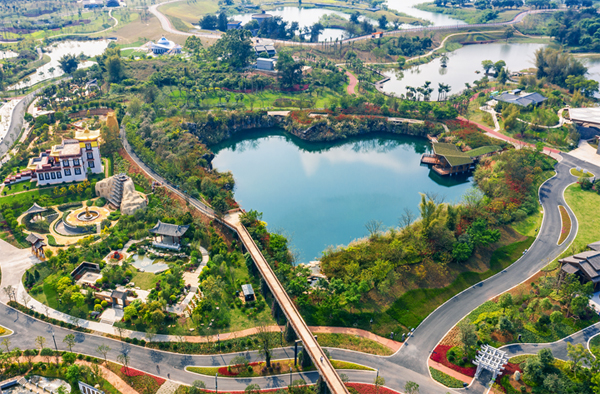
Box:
149, 220, 190, 237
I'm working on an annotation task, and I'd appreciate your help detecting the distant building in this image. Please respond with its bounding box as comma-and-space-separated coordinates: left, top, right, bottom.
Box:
252, 12, 273, 24
256, 58, 276, 71
495, 91, 547, 107
227, 21, 242, 30
559, 245, 600, 291
568, 107, 600, 130
5, 126, 103, 187
242, 284, 255, 302
372, 32, 383, 38
149, 220, 190, 250
254, 45, 276, 57
150, 37, 182, 55
82, 0, 103, 8
421, 143, 501, 176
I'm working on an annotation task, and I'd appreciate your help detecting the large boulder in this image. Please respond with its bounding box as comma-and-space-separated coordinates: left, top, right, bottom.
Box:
95, 174, 147, 215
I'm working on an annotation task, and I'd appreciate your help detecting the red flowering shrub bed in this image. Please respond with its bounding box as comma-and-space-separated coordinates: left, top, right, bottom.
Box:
120, 366, 166, 385
346, 383, 401, 394
430, 345, 476, 377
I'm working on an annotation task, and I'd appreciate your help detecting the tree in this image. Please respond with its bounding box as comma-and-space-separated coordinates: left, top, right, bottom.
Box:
96, 344, 110, 364
40, 347, 54, 364
550, 311, 563, 327
497, 316, 513, 334
567, 342, 592, 377
211, 29, 253, 68
63, 334, 76, 352
245, 384, 260, 394
114, 321, 127, 340
190, 381, 206, 394
374, 375, 385, 394
505, 27, 514, 42
217, 12, 228, 32
458, 319, 477, 355
200, 15, 218, 30
24, 349, 38, 365
538, 348, 554, 368
404, 381, 419, 394
499, 293, 513, 312
66, 364, 81, 383
365, 220, 383, 238
1, 338, 10, 352
350, 11, 360, 23
378, 15, 387, 29
35, 336, 47, 350
256, 323, 274, 368
58, 54, 79, 75
117, 352, 131, 375
481, 60, 494, 74
275, 53, 304, 89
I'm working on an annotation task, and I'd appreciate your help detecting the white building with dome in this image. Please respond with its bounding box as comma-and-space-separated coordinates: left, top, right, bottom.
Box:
150, 37, 182, 55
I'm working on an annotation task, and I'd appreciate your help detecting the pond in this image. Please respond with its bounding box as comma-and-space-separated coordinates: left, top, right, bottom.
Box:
0, 50, 18, 59
381, 42, 547, 100
213, 129, 473, 263
386, 0, 466, 26
9, 40, 110, 91
231, 7, 378, 42
131, 254, 169, 274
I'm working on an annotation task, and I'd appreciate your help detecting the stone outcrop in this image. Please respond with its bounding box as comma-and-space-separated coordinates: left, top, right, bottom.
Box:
95, 174, 147, 215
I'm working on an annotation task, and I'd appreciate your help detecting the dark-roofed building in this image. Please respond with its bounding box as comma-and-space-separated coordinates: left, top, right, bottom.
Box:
227, 21, 242, 30
559, 249, 600, 290
495, 92, 547, 107
110, 289, 128, 307
149, 220, 190, 250
26, 233, 46, 259
421, 143, 501, 176
242, 284, 255, 302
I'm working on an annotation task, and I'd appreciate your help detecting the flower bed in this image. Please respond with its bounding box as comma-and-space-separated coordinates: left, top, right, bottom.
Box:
121, 366, 166, 385
494, 362, 522, 393
216, 362, 261, 376
558, 205, 571, 245
346, 383, 401, 394
430, 345, 476, 377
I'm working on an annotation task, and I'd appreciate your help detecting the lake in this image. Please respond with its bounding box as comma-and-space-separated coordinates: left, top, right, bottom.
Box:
213, 129, 473, 263
231, 7, 378, 42
9, 40, 110, 91
381, 42, 547, 99
581, 56, 600, 98
386, 0, 466, 26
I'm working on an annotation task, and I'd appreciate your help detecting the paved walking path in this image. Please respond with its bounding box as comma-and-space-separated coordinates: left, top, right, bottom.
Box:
457, 116, 563, 160
345, 70, 358, 95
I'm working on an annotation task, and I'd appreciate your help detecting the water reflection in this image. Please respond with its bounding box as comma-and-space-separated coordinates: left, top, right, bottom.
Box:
212, 128, 473, 261
383, 43, 546, 99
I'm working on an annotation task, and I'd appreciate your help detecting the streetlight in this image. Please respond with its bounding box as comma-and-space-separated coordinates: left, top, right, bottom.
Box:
280, 327, 284, 346
215, 372, 218, 394
289, 366, 292, 387
51, 332, 59, 365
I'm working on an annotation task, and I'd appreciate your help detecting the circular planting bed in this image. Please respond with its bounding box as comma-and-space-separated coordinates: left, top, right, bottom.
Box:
65, 206, 111, 226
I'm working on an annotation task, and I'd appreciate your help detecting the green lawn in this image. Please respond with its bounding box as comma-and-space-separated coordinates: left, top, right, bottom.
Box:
563, 185, 600, 254
512, 209, 543, 238
570, 168, 594, 178
0, 174, 104, 209
386, 237, 534, 329
1, 182, 38, 195
430, 367, 465, 388
316, 333, 394, 356
590, 335, 600, 358
130, 270, 160, 290
186, 358, 372, 378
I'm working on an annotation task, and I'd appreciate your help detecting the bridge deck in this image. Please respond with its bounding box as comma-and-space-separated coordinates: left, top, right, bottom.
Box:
225, 212, 349, 394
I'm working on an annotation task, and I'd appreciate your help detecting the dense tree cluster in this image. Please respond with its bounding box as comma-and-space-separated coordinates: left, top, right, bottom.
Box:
547, 8, 600, 52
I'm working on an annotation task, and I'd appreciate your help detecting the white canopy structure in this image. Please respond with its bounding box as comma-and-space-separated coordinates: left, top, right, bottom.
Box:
474, 344, 509, 381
